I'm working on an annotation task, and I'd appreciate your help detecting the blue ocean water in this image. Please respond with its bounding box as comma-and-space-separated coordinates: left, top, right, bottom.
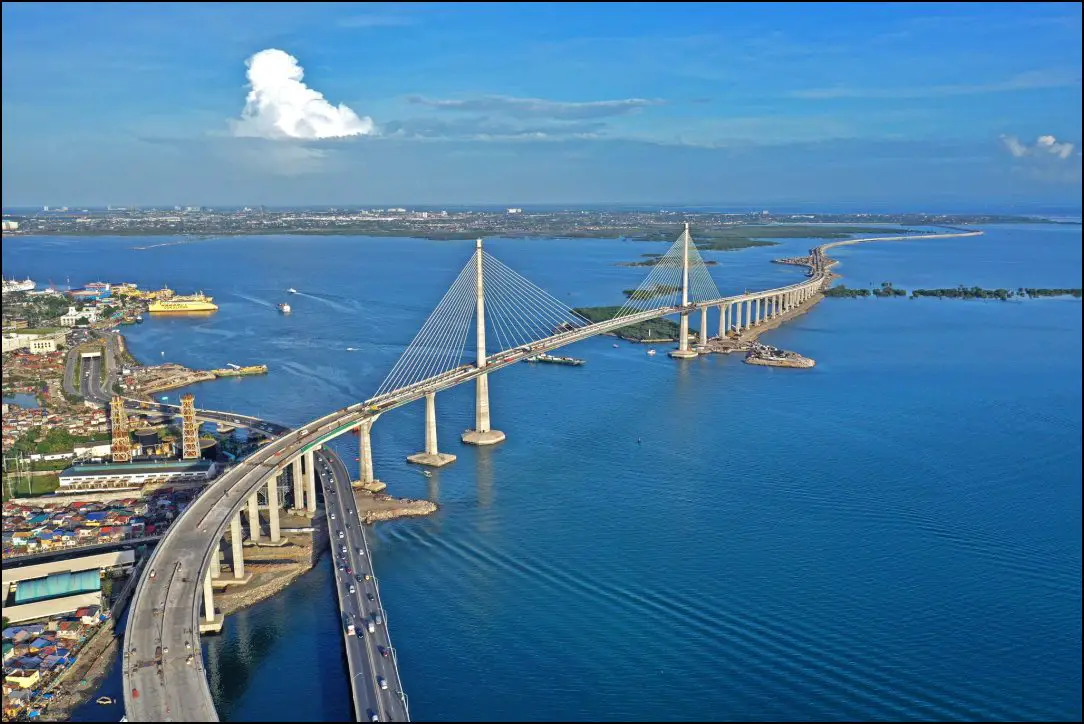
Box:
9, 225, 1079, 722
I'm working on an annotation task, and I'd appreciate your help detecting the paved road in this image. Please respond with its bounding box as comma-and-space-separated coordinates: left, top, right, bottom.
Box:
320, 450, 410, 722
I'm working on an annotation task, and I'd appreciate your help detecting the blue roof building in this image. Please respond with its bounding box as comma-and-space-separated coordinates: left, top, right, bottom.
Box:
14, 570, 101, 605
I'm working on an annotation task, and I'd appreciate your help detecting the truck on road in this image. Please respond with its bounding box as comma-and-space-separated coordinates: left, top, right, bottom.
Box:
343, 612, 356, 636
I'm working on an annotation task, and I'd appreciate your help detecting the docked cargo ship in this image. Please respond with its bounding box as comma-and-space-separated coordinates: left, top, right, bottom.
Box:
2, 277, 36, 295
147, 292, 218, 313
526, 353, 585, 366
212, 363, 268, 378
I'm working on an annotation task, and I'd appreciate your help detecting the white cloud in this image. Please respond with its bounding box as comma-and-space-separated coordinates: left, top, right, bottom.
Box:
1000, 134, 1077, 160
232, 49, 374, 140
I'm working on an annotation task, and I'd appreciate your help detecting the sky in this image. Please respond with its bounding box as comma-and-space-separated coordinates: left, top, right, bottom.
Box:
1, 1, 1081, 209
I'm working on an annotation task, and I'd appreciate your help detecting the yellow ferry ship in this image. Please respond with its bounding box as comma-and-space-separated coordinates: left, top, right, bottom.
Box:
147, 292, 218, 313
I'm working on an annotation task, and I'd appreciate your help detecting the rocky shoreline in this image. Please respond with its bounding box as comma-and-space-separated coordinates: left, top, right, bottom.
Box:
352, 483, 439, 524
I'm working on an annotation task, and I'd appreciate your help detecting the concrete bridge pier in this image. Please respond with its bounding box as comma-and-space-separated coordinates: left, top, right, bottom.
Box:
357, 417, 386, 486
201, 569, 223, 633
247, 492, 260, 543
719, 303, 728, 338
696, 306, 710, 349
230, 513, 245, 579
291, 458, 305, 511
267, 476, 282, 543
464, 238, 508, 444
203, 571, 214, 621
210, 540, 221, 579
304, 449, 317, 514
408, 392, 457, 467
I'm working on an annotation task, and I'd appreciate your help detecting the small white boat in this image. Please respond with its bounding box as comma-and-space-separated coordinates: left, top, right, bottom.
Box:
612, 343, 619, 348
96, 696, 115, 705
278, 302, 291, 314
346, 347, 358, 352
647, 349, 657, 356
286, 288, 298, 294
423, 470, 433, 478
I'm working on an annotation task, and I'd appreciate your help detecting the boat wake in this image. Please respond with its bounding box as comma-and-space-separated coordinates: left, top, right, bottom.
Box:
232, 292, 275, 309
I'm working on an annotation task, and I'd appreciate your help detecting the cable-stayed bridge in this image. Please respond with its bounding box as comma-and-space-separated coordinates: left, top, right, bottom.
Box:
122, 225, 983, 722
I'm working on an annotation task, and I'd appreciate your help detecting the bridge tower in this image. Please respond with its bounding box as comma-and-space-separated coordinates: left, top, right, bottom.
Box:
180, 393, 200, 460
109, 395, 133, 462
670, 222, 699, 359
462, 238, 506, 445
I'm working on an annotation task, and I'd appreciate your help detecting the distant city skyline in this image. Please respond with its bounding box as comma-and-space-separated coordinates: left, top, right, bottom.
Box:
2, 2, 1081, 207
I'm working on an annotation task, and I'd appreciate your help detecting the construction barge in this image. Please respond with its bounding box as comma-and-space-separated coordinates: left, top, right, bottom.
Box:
526, 353, 585, 366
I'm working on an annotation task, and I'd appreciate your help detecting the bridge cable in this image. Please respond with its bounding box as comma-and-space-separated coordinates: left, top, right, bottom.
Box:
374, 257, 476, 398
372, 246, 596, 401
614, 231, 687, 317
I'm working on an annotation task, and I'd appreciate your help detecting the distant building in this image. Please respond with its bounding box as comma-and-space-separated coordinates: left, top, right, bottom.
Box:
507, 208, 523, 214
60, 306, 100, 326
28, 338, 57, 354
4, 669, 40, 689
58, 459, 218, 491
1, 220, 20, 231
2, 318, 29, 330
4, 570, 104, 624
73, 442, 112, 459
1, 330, 65, 353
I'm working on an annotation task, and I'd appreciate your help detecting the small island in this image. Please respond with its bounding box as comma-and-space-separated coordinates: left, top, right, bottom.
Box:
622, 283, 682, 301
618, 254, 719, 267
574, 306, 682, 342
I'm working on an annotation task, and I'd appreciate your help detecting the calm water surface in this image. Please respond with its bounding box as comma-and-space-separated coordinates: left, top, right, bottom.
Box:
8, 225, 1078, 722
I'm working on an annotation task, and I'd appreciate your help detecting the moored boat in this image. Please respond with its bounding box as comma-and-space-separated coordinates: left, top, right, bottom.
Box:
526, 353, 585, 366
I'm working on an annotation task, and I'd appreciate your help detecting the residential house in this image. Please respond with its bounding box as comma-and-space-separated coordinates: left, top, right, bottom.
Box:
3, 669, 40, 689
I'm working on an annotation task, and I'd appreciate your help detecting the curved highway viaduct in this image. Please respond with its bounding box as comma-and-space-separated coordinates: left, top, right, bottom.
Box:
123, 228, 982, 722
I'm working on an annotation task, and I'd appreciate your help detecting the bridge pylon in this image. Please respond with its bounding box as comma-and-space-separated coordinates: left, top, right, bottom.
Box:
462, 238, 506, 446
670, 223, 699, 359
